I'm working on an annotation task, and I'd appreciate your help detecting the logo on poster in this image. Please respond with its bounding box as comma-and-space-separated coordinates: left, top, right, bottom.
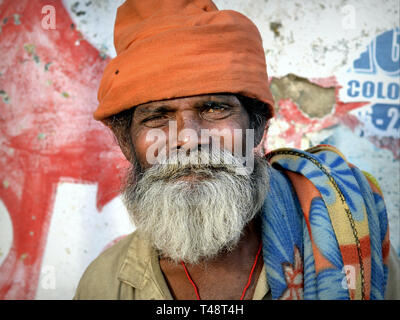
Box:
342, 28, 400, 137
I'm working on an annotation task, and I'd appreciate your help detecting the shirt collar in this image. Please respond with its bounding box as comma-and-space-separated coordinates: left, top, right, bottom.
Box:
117, 231, 154, 289
116, 231, 174, 299
116, 230, 269, 299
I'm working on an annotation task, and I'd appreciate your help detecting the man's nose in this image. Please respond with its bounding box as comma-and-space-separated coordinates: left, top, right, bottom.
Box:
172, 112, 208, 152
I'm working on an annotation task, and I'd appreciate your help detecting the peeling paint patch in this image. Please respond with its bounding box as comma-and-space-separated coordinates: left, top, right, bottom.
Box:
1, 14, 21, 27
2, 180, 9, 189
62, 0, 125, 58
23, 44, 40, 64
23, 44, 35, 55
367, 136, 400, 160
20, 253, 28, 261
98, 44, 108, 60
0, 90, 10, 103
37, 133, 46, 140
269, 21, 282, 38
271, 73, 336, 118
71, 1, 86, 16
44, 62, 52, 72
13, 14, 21, 25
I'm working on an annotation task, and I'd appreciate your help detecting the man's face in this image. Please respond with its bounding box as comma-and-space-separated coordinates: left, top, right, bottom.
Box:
129, 94, 251, 172
122, 94, 269, 264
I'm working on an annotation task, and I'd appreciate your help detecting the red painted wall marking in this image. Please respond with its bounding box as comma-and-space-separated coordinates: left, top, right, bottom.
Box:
0, 0, 128, 299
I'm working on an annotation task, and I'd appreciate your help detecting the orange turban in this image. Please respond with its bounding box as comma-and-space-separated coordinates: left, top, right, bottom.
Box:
94, 0, 274, 121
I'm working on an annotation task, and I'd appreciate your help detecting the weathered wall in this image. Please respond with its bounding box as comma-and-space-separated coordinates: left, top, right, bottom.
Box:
0, 0, 398, 299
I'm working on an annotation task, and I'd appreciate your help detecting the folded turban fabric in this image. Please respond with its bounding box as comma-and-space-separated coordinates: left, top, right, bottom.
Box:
94, 0, 275, 121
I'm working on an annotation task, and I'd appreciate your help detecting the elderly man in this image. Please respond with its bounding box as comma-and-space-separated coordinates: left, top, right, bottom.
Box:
74, 0, 399, 300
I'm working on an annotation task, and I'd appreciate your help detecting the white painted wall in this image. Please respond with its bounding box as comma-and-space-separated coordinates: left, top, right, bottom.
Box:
63, 0, 399, 77
35, 182, 133, 299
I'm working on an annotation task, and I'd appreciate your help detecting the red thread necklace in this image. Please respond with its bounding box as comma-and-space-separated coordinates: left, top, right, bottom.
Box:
180, 242, 263, 300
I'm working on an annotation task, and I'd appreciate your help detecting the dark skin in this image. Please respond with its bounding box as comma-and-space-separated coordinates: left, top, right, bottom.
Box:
129, 94, 264, 300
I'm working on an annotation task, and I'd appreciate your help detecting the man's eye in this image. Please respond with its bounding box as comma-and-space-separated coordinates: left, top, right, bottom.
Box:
205, 105, 225, 112
142, 115, 168, 127
145, 115, 163, 121
202, 103, 231, 119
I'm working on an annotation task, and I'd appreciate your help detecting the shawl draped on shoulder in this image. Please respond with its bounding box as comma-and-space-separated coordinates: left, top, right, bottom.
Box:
262, 145, 390, 300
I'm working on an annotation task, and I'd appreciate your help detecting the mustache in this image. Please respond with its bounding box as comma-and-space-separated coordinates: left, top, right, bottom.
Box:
137, 148, 252, 182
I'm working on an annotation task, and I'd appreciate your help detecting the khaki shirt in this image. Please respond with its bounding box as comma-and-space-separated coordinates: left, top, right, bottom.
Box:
73, 231, 400, 300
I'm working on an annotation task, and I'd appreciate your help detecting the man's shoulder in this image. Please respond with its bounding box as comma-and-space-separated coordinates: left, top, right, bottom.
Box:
86, 231, 136, 273
73, 231, 141, 299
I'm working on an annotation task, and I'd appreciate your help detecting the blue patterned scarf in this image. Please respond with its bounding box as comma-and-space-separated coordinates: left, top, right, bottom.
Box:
261, 145, 390, 300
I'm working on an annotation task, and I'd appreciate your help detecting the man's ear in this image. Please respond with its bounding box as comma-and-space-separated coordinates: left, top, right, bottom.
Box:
254, 119, 269, 147
119, 143, 133, 163
253, 121, 271, 158
109, 127, 134, 163
117, 139, 134, 163
104, 109, 135, 163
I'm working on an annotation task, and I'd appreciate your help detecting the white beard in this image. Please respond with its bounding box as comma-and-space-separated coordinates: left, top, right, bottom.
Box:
122, 149, 270, 264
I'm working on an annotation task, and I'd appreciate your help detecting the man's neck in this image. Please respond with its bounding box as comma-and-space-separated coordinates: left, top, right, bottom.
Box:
159, 215, 263, 300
